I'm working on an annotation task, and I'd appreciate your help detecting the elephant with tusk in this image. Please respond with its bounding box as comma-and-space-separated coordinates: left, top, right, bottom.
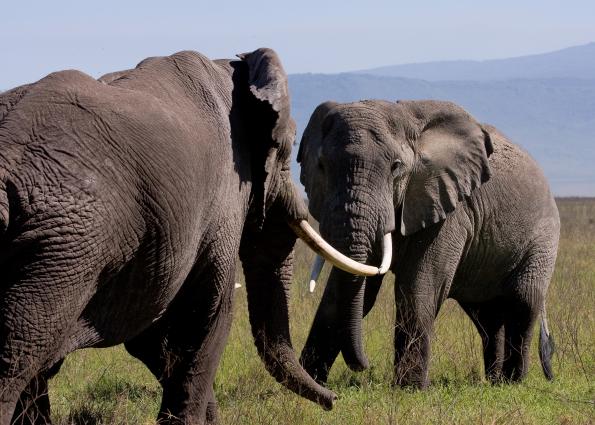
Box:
0, 48, 378, 424
298, 99, 559, 389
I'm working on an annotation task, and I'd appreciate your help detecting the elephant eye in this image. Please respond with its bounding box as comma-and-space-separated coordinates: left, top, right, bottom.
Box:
391, 159, 403, 174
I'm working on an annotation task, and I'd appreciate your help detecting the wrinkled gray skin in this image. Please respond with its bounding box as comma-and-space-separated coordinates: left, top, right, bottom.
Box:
0, 48, 336, 425
298, 100, 559, 388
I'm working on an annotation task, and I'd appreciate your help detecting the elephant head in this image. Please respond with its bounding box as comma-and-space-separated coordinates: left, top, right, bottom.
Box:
297, 99, 493, 382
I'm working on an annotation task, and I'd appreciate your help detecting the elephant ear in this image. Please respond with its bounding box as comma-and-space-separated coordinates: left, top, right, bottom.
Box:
297, 101, 338, 221
238, 48, 297, 220
400, 102, 493, 236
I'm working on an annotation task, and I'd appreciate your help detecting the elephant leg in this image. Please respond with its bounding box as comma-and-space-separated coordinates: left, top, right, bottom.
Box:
11, 360, 64, 425
393, 290, 434, 389
205, 386, 218, 425
0, 260, 94, 424
125, 249, 236, 424
158, 273, 234, 425
460, 300, 506, 383
392, 225, 465, 389
501, 300, 536, 382
500, 257, 551, 383
299, 274, 341, 384
300, 273, 384, 384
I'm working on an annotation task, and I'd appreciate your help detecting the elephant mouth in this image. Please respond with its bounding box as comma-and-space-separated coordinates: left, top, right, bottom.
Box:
289, 220, 392, 282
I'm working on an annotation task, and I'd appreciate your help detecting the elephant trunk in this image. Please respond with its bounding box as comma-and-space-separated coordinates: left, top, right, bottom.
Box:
299, 266, 369, 381
302, 185, 395, 378
335, 255, 370, 372
240, 201, 336, 410
309, 212, 375, 376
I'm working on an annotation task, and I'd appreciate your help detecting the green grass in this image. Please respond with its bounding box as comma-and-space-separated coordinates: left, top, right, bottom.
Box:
49, 198, 595, 424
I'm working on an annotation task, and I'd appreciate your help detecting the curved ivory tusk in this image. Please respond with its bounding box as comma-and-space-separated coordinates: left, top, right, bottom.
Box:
308, 255, 325, 293
378, 233, 393, 274
289, 220, 382, 277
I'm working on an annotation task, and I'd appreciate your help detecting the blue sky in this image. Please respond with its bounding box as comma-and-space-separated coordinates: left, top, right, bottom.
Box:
3, 0, 595, 88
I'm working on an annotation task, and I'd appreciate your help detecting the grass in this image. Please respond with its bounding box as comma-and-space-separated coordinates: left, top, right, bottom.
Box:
49, 198, 595, 424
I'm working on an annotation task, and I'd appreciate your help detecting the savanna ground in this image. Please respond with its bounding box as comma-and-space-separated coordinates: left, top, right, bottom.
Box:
49, 198, 595, 424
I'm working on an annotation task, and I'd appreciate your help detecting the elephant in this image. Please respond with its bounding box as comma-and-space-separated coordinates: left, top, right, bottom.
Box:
297, 99, 559, 389
0, 48, 379, 424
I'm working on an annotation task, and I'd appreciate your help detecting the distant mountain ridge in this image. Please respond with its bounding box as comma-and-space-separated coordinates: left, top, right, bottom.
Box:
352, 42, 595, 81
288, 75, 595, 196
288, 43, 595, 196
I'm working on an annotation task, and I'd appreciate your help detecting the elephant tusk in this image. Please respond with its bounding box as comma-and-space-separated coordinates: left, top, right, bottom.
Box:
378, 233, 393, 274
308, 255, 325, 293
289, 220, 383, 277
306, 232, 391, 291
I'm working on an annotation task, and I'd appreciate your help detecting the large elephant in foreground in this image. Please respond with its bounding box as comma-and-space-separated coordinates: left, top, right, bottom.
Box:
0, 49, 379, 424
298, 99, 559, 388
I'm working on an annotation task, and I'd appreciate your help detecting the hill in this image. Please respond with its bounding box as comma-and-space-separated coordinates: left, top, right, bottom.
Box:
353, 42, 595, 81
288, 74, 595, 196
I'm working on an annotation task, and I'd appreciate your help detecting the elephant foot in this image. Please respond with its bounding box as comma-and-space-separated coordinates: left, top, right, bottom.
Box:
10, 361, 63, 425
205, 389, 219, 425
393, 325, 431, 391
392, 370, 429, 390
11, 388, 52, 425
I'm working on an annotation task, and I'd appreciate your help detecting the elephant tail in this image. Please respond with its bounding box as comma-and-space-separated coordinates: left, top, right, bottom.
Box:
538, 304, 555, 380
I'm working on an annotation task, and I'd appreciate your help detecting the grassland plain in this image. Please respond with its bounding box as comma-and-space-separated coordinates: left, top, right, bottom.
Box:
49, 198, 595, 424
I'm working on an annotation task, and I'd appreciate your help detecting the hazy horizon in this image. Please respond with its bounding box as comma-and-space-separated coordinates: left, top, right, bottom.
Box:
3, 1, 595, 88
3, 1, 594, 196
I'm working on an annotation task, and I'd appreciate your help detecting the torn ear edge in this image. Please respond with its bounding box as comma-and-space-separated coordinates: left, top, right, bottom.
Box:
482, 126, 494, 158
480, 125, 494, 184
238, 48, 296, 228
237, 48, 296, 153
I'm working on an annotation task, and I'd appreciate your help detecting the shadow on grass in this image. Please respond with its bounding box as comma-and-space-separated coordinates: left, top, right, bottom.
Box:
87, 377, 159, 403
63, 376, 160, 425
67, 408, 101, 425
